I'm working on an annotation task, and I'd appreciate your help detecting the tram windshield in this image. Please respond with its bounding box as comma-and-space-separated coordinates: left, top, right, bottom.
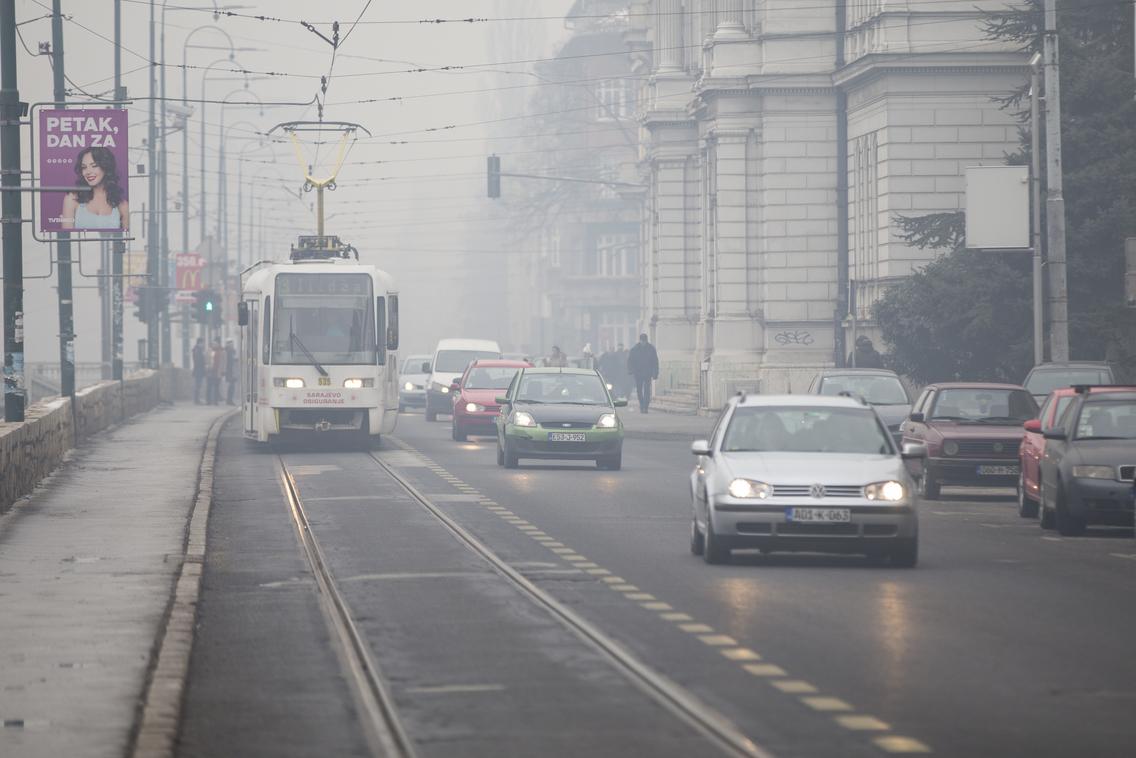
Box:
272, 273, 377, 365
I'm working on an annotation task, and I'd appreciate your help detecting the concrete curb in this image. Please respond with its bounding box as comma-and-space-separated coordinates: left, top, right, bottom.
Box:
130, 410, 236, 758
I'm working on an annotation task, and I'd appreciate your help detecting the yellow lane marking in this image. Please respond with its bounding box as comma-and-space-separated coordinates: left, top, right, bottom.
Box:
836, 716, 890, 731
550, 547, 576, 554
610, 584, 638, 592
585, 568, 610, 575
743, 664, 788, 677
720, 648, 762, 662
563, 555, 590, 563
641, 602, 672, 611
575, 562, 600, 569
873, 736, 932, 753
518, 526, 540, 532
679, 623, 713, 633
601, 576, 625, 584
771, 680, 817, 694
544, 542, 566, 548
625, 593, 656, 601
801, 697, 853, 712
698, 635, 738, 647
661, 612, 693, 622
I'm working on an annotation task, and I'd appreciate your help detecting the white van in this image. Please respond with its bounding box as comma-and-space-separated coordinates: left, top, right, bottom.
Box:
424, 338, 502, 421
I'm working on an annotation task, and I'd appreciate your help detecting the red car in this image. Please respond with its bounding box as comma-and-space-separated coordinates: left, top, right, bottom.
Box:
901, 382, 1038, 500
450, 359, 532, 441
1018, 387, 1080, 517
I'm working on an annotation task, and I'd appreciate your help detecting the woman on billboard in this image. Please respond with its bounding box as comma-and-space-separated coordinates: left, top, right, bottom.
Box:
61, 147, 129, 231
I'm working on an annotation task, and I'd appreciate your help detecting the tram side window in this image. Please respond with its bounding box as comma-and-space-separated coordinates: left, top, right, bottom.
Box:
376, 297, 386, 366
386, 294, 399, 351
262, 297, 271, 365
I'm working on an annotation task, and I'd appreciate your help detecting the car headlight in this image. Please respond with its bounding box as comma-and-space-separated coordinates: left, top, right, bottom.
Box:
465, 402, 484, 413
343, 378, 374, 389
403, 381, 414, 391
1071, 465, 1116, 480
865, 480, 907, 502
943, 440, 959, 456
512, 411, 537, 428
727, 478, 772, 499
440, 385, 450, 394
274, 377, 305, 388
606, 382, 614, 391
596, 413, 617, 429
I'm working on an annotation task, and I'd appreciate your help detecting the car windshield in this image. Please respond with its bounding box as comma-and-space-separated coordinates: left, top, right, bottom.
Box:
435, 349, 499, 373
721, 406, 892, 455
465, 366, 521, 390
1026, 368, 1110, 395
516, 373, 609, 405
818, 375, 908, 405
929, 389, 1037, 423
401, 357, 427, 374
272, 274, 376, 365
1074, 399, 1136, 440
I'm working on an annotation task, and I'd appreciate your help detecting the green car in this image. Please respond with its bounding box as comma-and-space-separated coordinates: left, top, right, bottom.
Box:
495, 367, 628, 470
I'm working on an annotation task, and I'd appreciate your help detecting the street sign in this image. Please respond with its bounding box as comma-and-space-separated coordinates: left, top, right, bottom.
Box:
965, 166, 1030, 249
38, 108, 130, 233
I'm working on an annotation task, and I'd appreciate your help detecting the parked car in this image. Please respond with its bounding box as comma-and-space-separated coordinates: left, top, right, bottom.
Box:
1017, 387, 1080, 517
450, 359, 531, 441
1022, 361, 1115, 404
689, 393, 925, 566
495, 367, 627, 470
398, 354, 431, 411
424, 338, 502, 422
1038, 385, 1136, 535
807, 368, 913, 443
901, 383, 1038, 500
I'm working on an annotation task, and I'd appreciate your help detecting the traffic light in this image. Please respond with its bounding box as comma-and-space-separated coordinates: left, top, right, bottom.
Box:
133, 286, 152, 322
193, 288, 219, 325
487, 155, 501, 199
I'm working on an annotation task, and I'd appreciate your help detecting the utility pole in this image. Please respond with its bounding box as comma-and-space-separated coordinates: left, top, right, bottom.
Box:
1, 0, 26, 422
51, 1, 75, 398
146, 0, 159, 368
1029, 55, 1045, 366
159, 4, 171, 365
1043, 0, 1070, 362
112, 0, 124, 380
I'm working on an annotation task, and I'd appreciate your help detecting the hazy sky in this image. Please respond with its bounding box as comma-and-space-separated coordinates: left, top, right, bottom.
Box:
4, 0, 573, 367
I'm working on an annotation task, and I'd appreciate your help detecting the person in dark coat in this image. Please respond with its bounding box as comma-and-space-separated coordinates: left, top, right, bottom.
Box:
849, 336, 885, 369
224, 340, 238, 406
207, 340, 224, 405
191, 338, 206, 404
627, 333, 659, 413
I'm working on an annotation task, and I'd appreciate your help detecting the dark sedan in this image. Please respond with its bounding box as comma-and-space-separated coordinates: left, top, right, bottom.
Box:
901, 383, 1038, 499
1039, 386, 1136, 535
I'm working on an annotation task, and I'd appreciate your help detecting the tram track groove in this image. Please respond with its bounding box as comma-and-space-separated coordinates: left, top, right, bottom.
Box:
277, 455, 419, 758
366, 448, 772, 758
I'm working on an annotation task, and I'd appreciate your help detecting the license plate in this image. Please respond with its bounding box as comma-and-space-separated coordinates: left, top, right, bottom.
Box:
977, 465, 1018, 475
549, 432, 586, 442
786, 507, 851, 523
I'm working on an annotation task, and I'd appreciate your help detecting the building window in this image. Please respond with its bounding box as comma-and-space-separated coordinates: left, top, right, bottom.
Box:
850, 131, 879, 319
595, 233, 637, 278
597, 311, 637, 352
545, 227, 561, 268
595, 79, 630, 121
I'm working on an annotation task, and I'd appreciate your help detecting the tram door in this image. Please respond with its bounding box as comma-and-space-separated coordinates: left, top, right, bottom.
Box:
244, 300, 259, 435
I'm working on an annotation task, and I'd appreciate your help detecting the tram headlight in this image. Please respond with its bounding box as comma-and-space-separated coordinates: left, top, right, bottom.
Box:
343, 378, 374, 389
274, 377, 305, 389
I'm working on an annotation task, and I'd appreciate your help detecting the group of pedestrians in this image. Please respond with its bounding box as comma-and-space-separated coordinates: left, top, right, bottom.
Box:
192, 337, 237, 406
595, 334, 659, 414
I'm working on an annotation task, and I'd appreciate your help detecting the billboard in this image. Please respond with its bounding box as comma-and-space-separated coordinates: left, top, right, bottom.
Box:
38, 108, 129, 234
175, 253, 205, 303
965, 166, 1030, 250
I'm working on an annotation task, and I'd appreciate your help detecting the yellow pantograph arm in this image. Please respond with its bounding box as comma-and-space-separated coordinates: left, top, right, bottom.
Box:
286, 129, 353, 188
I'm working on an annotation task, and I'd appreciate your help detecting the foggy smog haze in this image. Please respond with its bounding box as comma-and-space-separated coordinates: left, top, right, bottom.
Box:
5, 0, 573, 364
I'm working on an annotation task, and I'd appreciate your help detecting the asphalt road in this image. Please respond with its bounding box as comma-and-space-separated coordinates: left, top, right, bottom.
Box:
180, 412, 1136, 757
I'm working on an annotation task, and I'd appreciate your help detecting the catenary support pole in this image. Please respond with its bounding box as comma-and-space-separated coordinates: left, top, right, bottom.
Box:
112, 0, 124, 380
146, 0, 159, 368
52, 0, 75, 398
1030, 57, 1045, 366
1043, 0, 1070, 362
159, 1, 171, 365
1, 0, 26, 421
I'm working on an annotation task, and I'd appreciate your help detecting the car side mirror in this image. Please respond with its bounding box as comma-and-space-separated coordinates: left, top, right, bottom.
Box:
901, 442, 927, 460
495, 396, 510, 405
691, 439, 712, 456
420, 362, 430, 373
450, 382, 461, 393
613, 399, 628, 408
1023, 419, 1042, 433
1043, 429, 1067, 441
237, 301, 249, 326
908, 412, 925, 423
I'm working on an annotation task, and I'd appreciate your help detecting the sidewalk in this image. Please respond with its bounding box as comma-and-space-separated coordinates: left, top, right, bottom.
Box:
0, 403, 227, 758
620, 405, 714, 441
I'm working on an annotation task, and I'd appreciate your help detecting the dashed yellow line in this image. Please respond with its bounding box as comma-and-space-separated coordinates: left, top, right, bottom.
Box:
721, 648, 762, 662
772, 680, 817, 694
698, 634, 738, 647
679, 623, 713, 633
837, 715, 890, 731
743, 664, 788, 678
802, 696, 854, 712
874, 736, 931, 753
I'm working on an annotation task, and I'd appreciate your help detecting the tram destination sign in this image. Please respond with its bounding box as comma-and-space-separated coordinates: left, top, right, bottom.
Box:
276, 273, 371, 296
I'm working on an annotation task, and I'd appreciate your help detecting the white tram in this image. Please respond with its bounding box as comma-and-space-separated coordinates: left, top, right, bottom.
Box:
237, 235, 399, 443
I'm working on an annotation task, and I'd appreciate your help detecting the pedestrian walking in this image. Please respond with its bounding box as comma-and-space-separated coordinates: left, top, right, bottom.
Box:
224, 340, 238, 406
191, 338, 206, 404
627, 333, 659, 413
207, 339, 224, 405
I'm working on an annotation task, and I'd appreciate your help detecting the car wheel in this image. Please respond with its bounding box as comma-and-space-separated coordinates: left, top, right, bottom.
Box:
1017, 473, 1039, 518
689, 517, 705, 556
597, 452, 622, 471
1039, 482, 1056, 530
889, 537, 919, 568
503, 440, 519, 469
1054, 480, 1086, 536
425, 408, 437, 422
921, 476, 940, 501
702, 511, 730, 565
452, 423, 466, 442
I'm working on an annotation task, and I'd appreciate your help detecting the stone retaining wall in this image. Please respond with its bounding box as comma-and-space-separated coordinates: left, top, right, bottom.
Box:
0, 367, 191, 514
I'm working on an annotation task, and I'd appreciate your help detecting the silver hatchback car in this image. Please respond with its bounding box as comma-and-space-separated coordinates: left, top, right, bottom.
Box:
690, 394, 926, 566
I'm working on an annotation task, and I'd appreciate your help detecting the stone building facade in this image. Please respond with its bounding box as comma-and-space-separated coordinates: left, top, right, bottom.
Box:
630, 0, 1028, 406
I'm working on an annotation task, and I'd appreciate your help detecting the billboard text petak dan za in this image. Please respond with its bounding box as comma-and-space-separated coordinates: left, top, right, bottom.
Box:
39, 109, 130, 234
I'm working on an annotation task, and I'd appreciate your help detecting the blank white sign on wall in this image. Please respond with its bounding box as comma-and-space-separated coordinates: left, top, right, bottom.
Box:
965, 166, 1030, 250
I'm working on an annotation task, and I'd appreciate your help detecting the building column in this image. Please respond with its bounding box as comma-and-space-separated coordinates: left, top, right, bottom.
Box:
715, 0, 746, 40
656, 0, 683, 73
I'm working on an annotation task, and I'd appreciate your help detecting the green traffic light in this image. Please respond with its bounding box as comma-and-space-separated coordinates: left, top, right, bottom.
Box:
205, 301, 214, 312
